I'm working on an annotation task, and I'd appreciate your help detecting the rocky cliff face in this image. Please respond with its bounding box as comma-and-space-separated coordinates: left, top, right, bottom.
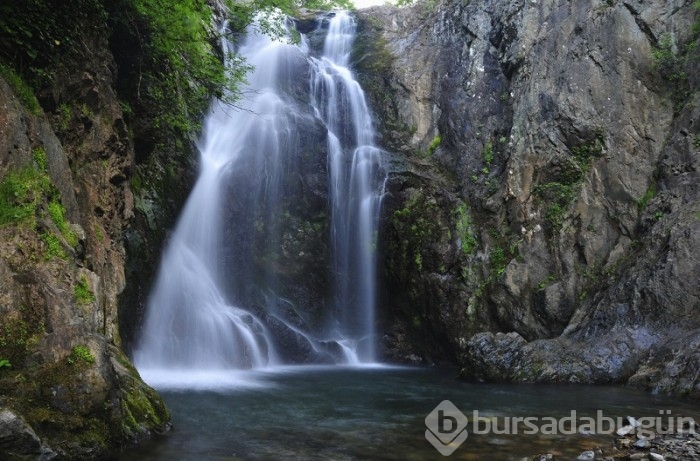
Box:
0, 13, 171, 461
356, 0, 700, 396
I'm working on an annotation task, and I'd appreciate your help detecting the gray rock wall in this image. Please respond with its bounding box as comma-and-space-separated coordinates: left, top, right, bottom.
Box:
357, 0, 700, 396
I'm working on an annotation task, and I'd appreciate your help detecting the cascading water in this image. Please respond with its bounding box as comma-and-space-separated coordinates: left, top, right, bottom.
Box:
134, 11, 384, 382
310, 12, 385, 362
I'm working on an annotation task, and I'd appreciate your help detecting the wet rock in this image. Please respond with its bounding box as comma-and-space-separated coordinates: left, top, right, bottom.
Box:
635, 439, 652, 449
460, 332, 527, 381
627, 416, 642, 428
577, 450, 596, 460
0, 408, 55, 460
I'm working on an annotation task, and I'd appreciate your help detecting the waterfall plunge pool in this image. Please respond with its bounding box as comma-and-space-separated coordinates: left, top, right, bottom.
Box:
120, 366, 700, 460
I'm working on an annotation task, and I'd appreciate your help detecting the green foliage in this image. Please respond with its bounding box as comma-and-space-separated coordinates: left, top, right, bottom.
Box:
534, 133, 605, 230
571, 133, 604, 173
48, 199, 78, 247
32, 147, 47, 171
41, 232, 67, 260
391, 193, 441, 274
414, 252, 423, 270
94, 224, 105, 243
121, 0, 239, 135
0, 160, 77, 258
0, 166, 51, 227
483, 140, 494, 166
79, 103, 92, 118
74, 276, 96, 305
490, 247, 505, 269
416, 134, 442, 159
0, 357, 10, 368
651, 24, 698, 112
0, 0, 108, 88
0, 64, 41, 115
67, 344, 94, 365
653, 34, 678, 72
427, 135, 442, 155
537, 275, 557, 290
0, 310, 44, 366
534, 181, 578, 228
57, 103, 72, 131
118, 0, 347, 139
637, 183, 657, 211
454, 202, 477, 255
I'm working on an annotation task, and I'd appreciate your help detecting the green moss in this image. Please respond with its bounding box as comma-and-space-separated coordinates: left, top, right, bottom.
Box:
637, 183, 657, 211
120, 380, 170, 438
32, 147, 47, 171
490, 247, 507, 278
534, 182, 578, 228
0, 310, 44, 366
650, 26, 698, 113
74, 276, 96, 305
483, 140, 494, 166
48, 199, 77, 247
57, 103, 72, 131
0, 166, 51, 227
0, 64, 41, 115
424, 135, 442, 158
389, 192, 442, 276
571, 133, 604, 173
24, 400, 110, 456
454, 202, 477, 255
41, 231, 67, 260
537, 275, 557, 290
94, 224, 105, 242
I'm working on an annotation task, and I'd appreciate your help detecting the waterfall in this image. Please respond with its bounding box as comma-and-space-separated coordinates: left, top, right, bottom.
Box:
133, 11, 384, 382
310, 11, 385, 362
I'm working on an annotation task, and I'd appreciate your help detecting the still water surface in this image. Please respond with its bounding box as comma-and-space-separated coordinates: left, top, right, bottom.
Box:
120, 366, 700, 460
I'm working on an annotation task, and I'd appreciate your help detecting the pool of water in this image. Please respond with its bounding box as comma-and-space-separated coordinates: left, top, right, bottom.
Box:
120, 366, 700, 460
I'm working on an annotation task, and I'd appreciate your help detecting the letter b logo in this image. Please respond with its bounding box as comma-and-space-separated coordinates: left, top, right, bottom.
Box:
425, 400, 468, 456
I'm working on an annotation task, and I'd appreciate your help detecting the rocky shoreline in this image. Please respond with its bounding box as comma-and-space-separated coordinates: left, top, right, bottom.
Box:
527, 418, 699, 461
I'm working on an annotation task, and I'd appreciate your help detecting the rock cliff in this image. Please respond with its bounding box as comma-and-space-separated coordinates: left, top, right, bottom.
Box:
0, 3, 175, 459
356, 0, 700, 396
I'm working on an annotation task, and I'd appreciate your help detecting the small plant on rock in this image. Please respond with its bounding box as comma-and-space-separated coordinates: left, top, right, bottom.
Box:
74, 276, 96, 305
67, 345, 94, 365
